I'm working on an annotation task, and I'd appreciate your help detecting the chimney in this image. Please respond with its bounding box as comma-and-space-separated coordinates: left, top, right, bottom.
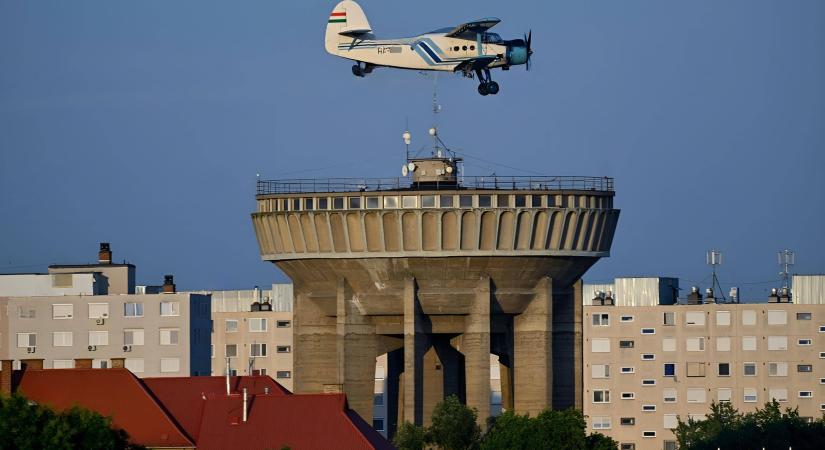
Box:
74, 358, 93, 369
779, 287, 791, 303
111, 358, 126, 369
1, 360, 13, 395
242, 388, 248, 422
163, 275, 176, 294
98, 243, 112, 265
21, 359, 44, 371
687, 286, 703, 305
704, 288, 716, 304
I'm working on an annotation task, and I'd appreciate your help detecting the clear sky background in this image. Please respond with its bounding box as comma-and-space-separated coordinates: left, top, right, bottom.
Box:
1, 1, 823, 299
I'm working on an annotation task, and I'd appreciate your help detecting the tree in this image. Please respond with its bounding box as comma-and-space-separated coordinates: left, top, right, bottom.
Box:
393, 421, 426, 450
481, 408, 617, 450
675, 400, 825, 450
428, 395, 481, 450
0, 393, 142, 450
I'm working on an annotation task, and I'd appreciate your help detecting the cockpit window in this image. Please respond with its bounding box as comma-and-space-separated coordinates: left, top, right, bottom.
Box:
483, 33, 502, 44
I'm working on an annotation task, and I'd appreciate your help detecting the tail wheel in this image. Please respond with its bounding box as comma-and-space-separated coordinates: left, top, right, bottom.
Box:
351, 64, 364, 77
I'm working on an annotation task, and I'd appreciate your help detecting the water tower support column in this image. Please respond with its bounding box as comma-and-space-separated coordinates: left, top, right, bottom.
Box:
514, 276, 554, 415
403, 277, 427, 425
337, 278, 380, 423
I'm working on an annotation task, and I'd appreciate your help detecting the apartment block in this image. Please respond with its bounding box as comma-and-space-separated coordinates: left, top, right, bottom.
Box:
583, 276, 825, 450
206, 285, 294, 391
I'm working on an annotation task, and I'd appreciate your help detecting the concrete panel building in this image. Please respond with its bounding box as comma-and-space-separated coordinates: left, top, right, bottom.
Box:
0, 273, 107, 297
202, 285, 294, 391
251, 154, 620, 435
582, 276, 825, 450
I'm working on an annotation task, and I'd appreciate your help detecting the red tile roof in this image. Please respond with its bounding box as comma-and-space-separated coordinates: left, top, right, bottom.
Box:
16, 368, 194, 448
142, 375, 288, 440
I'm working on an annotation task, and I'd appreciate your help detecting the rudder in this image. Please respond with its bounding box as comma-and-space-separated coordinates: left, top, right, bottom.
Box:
325, 1, 372, 55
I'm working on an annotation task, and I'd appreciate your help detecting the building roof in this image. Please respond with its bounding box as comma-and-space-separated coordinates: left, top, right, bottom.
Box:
143, 377, 392, 450
142, 375, 289, 440
16, 368, 194, 448
49, 263, 135, 268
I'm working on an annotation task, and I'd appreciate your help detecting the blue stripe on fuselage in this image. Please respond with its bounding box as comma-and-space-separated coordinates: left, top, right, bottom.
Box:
418, 41, 442, 63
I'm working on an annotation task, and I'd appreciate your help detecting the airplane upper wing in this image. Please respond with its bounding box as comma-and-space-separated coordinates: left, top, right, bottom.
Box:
452, 55, 498, 73
444, 18, 501, 39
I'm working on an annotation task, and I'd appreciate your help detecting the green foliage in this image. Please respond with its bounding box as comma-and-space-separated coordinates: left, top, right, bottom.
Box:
481, 408, 616, 450
428, 395, 481, 450
0, 393, 142, 450
675, 400, 825, 450
393, 421, 426, 450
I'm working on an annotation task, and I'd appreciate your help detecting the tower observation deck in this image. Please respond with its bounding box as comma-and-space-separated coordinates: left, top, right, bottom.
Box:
251, 156, 619, 436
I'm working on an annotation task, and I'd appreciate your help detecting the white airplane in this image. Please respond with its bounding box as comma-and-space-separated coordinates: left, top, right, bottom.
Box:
324, 0, 532, 96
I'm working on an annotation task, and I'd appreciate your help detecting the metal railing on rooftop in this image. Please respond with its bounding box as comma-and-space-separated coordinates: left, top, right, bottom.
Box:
256, 176, 613, 195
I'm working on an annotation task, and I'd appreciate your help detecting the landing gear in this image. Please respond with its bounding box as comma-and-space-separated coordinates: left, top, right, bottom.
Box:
351, 62, 374, 78
474, 68, 500, 96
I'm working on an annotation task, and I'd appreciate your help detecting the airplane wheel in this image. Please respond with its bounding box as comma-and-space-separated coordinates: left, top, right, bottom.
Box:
351, 65, 364, 77
478, 83, 489, 96
487, 81, 500, 95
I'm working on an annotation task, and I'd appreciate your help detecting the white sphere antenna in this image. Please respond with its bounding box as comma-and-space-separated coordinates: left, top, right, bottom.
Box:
428, 127, 437, 136
402, 131, 411, 145
407, 162, 416, 171
401, 164, 409, 177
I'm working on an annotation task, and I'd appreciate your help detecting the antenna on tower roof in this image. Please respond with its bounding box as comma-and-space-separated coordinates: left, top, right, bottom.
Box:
778, 249, 795, 289
706, 249, 727, 302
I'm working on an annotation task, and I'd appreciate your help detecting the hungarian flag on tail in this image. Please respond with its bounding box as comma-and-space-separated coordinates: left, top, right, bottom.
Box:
329, 12, 346, 23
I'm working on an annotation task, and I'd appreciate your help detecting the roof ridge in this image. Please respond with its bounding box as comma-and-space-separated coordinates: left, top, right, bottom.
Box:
127, 371, 197, 447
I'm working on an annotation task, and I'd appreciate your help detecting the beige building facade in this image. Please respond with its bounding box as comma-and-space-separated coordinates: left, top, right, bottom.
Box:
583, 276, 825, 450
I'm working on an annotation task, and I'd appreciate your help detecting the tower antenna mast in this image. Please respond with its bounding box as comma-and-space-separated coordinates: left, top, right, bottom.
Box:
778, 249, 795, 289
707, 249, 727, 302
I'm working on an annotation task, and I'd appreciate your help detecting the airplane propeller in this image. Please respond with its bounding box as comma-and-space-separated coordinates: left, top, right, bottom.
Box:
525, 30, 532, 71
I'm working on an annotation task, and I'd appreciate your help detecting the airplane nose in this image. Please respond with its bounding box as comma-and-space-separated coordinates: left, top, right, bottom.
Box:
507, 45, 528, 66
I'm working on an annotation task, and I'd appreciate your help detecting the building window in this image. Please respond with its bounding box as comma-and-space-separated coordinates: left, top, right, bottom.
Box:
641, 328, 655, 335
663, 312, 675, 326
374, 393, 384, 406
160, 358, 180, 373
767, 336, 788, 350
276, 371, 291, 379
225, 344, 238, 357
686, 337, 705, 351
250, 343, 267, 357
743, 362, 757, 376
687, 388, 707, 403
642, 379, 656, 386
620, 445, 635, 450
663, 388, 677, 403
93, 359, 109, 369
662, 337, 676, 352
17, 306, 36, 319
717, 388, 732, 403
478, 195, 492, 207
52, 331, 73, 347
591, 338, 611, 353
799, 391, 813, 398
52, 304, 73, 320
373, 419, 385, 432
123, 329, 144, 346
820, 352, 825, 359
742, 310, 756, 326
88, 331, 108, 346
687, 362, 706, 377
440, 195, 454, 208
402, 195, 418, 208
276, 320, 291, 328
304, 198, 314, 210
621, 392, 635, 400
642, 405, 656, 412
642, 431, 656, 438
798, 364, 813, 373
225, 320, 239, 333
798, 339, 812, 346
593, 390, 610, 403
592, 416, 611, 430
620, 367, 635, 374
619, 340, 635, 349
664, 414, 678, 429
718, 363, 731, 376
663, 363, 676, 377
421, 195, 436, 208
716, 310, 731, 326
125, 358, 144, 373
276, 345, 291, 353
821, 378, 825, 384
249, 318, 267, 332
641, 354, 655, 361
767, 310, 787, 325
592, 313, 609, 326
769, 388, 788, 402
619, 417, 635, 426
716, 337, 731, 352
591, 364, 610, 379
88, 303, 109, 319
53, 360, 74, 369
620, 315, 634, 322
291, 198, 301, 211
514, 195, 526, 208
459, 195, 473, 207
768, 362, 788, 377
664, 441, 677, 450
160, 301, 180, 317
332, 197, 345, 210
742, 336, 757, 351
159, 328, 179, 345
124, 302, 143, 317
685, 311, 705, 326
796, 312, 812, 320
530, 195, 542, 207
820, 325, 825, 333
348, 197, 361, 209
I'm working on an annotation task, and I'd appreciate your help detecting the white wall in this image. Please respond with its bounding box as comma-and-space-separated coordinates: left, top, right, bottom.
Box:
0, 274, 97, 297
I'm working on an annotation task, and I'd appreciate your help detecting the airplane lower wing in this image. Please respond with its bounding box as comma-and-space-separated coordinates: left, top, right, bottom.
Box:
453, 56, 498, 73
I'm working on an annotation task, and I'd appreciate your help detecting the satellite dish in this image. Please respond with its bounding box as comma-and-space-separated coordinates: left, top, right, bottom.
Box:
428, 127, 437, 136
445, 166, 453, 174
401, 164, 409, 177
407, 162, 416, 171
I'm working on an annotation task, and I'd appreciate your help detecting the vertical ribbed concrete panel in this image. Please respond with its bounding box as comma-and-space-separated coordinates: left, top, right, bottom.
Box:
337, 279, 377, 422
462, 276, 492, 422
403, 278, 426, 425
514, 276, 553, 415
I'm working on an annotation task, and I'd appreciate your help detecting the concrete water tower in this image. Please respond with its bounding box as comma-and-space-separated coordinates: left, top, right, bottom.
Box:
251, 137, 619, 435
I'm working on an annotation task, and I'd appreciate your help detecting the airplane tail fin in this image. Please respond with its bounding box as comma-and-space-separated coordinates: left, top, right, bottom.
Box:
325, 1, 373, 55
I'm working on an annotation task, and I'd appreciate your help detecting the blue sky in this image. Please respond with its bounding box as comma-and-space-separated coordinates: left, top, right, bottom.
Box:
1, 1, 823, 299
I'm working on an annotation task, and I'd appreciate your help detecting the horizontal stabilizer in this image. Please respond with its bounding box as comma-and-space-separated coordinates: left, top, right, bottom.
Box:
339, 27, 372, 37
453, 56, 498, 73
